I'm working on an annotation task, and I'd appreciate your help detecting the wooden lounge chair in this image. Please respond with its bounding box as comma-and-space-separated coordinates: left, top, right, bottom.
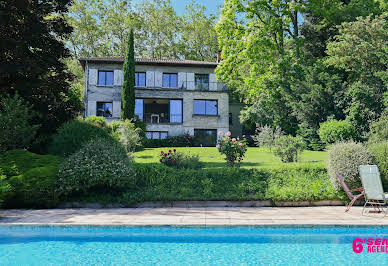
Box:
335, 171, 364, 212
359, 165, 388, 216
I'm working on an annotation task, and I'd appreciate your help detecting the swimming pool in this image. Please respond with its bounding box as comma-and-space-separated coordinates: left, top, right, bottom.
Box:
1, 226, 388, 265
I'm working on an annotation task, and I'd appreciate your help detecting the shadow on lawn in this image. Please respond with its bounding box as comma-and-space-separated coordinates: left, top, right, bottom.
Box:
137, 155, 153, 159
202, 162, 262, 169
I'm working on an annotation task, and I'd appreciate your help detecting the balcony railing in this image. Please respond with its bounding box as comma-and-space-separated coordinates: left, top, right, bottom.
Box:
142, 113, 182, 124
181, 81, 228, 91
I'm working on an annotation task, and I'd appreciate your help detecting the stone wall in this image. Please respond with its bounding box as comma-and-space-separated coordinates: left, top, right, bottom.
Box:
84, 62, 230, 137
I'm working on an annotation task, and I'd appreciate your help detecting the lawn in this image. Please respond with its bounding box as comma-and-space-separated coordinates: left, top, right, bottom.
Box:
135, 147, 327, 169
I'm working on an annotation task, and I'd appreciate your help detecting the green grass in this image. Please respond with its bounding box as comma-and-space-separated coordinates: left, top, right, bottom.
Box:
135, 147, 327, 169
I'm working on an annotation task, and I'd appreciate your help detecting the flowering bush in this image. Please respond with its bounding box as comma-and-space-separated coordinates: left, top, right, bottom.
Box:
159, 149, 202, 169
216, 131, 248, 166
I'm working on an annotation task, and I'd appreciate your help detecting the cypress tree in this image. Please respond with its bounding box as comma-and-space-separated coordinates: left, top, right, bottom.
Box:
121, 29, 135, 120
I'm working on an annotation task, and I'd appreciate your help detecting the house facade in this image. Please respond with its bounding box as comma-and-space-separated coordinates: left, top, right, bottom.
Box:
79, 57, 237, 145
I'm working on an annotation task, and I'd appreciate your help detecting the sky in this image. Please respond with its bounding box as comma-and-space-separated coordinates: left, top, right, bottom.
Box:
132, 0, 224, 16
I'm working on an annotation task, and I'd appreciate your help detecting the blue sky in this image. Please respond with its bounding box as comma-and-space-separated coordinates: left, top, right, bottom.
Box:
132, 0, 224, 15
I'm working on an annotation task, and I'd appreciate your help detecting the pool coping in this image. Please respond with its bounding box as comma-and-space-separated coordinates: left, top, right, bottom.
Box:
2, 223, 388, 228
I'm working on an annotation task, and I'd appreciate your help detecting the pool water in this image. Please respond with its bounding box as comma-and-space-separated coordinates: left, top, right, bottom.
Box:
1, 226, 388, 265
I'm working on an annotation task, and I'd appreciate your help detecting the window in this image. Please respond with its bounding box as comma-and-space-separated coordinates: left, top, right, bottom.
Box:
193, 100, 218, 115
135, 72, 146, 87
134, 99, 144, 121
146, 131, 168, 139
96, 102, 113, 117
163, 73, 178, 88
194, 129, 217, 146
169, 99, 182, 123
194, 74, 209, 90
229, 113, 233, 125
98, 71, 114, 86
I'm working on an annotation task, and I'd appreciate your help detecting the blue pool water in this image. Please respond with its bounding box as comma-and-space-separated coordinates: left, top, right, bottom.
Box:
1, 226, 388, 265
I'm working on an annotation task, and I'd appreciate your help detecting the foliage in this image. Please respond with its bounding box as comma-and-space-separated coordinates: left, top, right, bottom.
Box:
159, 149, 202, 169
216, 0, 307, 136
49, 120, 114, 157
318, 119, 357, 146
252, 125, 283, 150
57, 138, 135, 196
0, 170, 10, 207
112, 119, 143, 152
1, 0, 83, 148
143, 132, 195, 148
326, 14, 388, 137
216, 0, 386, 146
178, 1, 218, 61
273, 136, 305, 163
83, 163, 341, 205
122, 29, 136, 120
67, 0, 218, 60
135, 147, 327, 169
85, 115, 108, 128
0, 94, 40, 152
369, 142, 388, 189
0, 150, 63, 208
368, 113, 388, 144
217, 131, 248, 166
327, 141, 374, 190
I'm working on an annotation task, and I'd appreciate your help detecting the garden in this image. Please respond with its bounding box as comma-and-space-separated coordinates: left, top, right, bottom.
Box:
1, 0, 388, 210
0, 97, 387, 208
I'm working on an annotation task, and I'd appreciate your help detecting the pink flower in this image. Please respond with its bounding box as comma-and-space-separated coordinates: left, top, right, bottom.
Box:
239, 142, 243, 146
164, 153, 167, 157
216, 144, 220, 149
232, 138, 236, 142
173, 149, 176, 153
225, 131, 231, 137
218, 131, 223, 136
161, 151, 164, 154
169, 150, 172, 153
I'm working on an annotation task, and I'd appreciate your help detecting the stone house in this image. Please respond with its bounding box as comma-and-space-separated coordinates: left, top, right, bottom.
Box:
79, 57, 242, 145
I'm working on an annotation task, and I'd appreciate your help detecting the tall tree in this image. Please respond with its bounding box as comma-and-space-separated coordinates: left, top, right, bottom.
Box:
136, 0, 181, 59
178, 1, 218, 61
0, 0, 82, 152
121, 29, 136, 120
215, 0, 307, 134
326, 14, 388, 137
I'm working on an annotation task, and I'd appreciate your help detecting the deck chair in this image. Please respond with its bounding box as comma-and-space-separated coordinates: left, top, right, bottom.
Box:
335, 171, 364, 212
359, 165, 388, 216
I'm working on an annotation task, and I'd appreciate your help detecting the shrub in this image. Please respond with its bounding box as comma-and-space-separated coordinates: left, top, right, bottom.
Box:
319, 119, 357, 146
0, 150, 63, 208
0, 94, 40, 152
159, 149, 202, 169
0, 170, 10, 207
328, 141, 374, 190
123, 164, 341, 204
143, 132, 195, 148
49, 120, 114, 157
57, 138, 135, 196
368, 114, 388, 144
217, 131, 248, 166
85, 115, 108, 128
252, 124, 283, 150
369, 141, 388, 189
273, 136, 305, 163
112, 119, 142, 152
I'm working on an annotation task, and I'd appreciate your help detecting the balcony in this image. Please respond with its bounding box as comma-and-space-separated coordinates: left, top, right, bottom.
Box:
181, 81, 227, 91
142, 113, 182, 124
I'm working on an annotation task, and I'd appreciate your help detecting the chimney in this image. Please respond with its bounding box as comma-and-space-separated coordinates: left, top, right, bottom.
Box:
217, 50, 222, 63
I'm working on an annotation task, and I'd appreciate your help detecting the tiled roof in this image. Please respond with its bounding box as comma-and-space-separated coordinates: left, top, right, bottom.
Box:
79, 57, 218, 69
